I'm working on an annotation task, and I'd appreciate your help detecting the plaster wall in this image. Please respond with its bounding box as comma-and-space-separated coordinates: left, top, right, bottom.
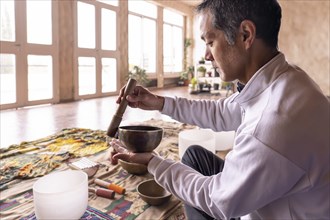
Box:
279, 0, 330, 96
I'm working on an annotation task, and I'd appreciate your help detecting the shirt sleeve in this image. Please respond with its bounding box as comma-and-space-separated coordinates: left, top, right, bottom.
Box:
161, 96, 242, 131
148, 134, 306, 219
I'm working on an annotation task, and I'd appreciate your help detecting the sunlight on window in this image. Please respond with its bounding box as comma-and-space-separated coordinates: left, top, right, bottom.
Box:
164, 8, 183, 26
102, 9, 116, 50
163, 9, 184, 73
97, 0, 118, 7
163, 24, 173, 73
128, 15, 156, 73
77, 2, 95, 49
163, 24, 183, 72
78, 57, 96, 95
143, 18, 156, 72
0, 54, 16, 104
0, 0, 15, 42
28, 55, 53, 101
27, 0, 52, 45
128, 1, 157, 18
102, 58, 117, 93
173, 26, 183, 72
129, 15, 142, 68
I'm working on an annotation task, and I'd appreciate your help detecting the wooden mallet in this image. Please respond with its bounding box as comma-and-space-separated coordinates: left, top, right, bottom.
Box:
106, 78, 137, 138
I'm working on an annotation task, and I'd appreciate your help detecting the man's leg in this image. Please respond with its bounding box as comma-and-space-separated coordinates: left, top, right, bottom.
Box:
181, 145, 225, 220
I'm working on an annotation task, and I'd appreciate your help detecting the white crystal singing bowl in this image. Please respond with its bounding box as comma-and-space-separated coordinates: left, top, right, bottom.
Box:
33, 170, 88, 219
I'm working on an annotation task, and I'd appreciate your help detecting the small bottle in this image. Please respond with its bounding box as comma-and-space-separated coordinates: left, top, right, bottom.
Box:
94, 178, 126, 194
89, 187, 115, 199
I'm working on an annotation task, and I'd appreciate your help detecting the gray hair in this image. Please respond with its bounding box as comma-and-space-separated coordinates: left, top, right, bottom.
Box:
196, 0, 281, 47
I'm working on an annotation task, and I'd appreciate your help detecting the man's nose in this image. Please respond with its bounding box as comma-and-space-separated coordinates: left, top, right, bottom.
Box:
204, 48, 214, 61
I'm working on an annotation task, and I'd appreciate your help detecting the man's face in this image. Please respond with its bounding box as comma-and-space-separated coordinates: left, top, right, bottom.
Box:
199, 12, 247, 82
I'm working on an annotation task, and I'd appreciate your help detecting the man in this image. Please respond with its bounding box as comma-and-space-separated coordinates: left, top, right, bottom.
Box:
111, 0, 330, 219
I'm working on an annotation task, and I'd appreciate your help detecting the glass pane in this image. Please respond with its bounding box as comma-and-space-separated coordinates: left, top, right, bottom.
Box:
128, 1, 157, 19
163, 24, 183, 73
173, 26, 183, 72
128, 15, 142, 68
78, 57, 96, 95
164, 9, 183, 26
102, 58, 116, 93
101, 9, 116, 50
163, 24, 172, 72
97, 0, 118, 6
28, 55, 53, 101
77, 2, 95, 48
0, 0, 15, 41
27, 0, 52, 44
0, 54, 16, 104
142, 18, 156, 72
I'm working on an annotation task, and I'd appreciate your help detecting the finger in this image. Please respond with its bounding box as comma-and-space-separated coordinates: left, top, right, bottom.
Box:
110, 139, 127, 153
113, 152, 131, 162
132, 86, 142, 96
116, 86, 126, 104
128, 102, 139, 108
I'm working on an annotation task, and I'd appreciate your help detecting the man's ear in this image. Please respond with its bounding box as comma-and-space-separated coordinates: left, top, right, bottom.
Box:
239, 20, 256, 49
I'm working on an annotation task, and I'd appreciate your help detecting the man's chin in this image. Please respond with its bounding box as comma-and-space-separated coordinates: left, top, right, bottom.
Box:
220, 75, 234, 82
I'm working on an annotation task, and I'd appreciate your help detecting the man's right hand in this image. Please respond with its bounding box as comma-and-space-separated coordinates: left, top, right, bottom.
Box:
116, 85, 165, 111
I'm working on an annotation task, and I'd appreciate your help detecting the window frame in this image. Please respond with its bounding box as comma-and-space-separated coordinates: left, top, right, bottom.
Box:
73, 0, 119, 100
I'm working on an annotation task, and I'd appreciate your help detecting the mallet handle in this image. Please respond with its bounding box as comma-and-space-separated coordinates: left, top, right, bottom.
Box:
106, 78, 137, 137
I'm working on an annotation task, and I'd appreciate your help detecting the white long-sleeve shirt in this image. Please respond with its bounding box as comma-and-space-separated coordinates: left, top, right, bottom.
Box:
148, 53, 330, 219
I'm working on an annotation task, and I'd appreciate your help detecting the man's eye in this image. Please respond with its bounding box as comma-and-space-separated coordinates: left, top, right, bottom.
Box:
206, 42, 213, 47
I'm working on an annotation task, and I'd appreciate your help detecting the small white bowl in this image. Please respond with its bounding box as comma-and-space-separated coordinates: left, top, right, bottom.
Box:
33, 170, 88, 219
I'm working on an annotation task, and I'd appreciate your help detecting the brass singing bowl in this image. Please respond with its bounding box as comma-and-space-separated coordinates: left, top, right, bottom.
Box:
118, 159, 148, 175
137, 179, 172, 206
118, 125, 163, 153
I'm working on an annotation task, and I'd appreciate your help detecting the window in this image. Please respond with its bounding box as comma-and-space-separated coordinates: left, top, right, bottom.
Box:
128, 1, 157, 19
128, 1, 157, 74
97, 0, 118, 7
102, 58, 117, 93
163, 9, 184, 73
27, 0, 52, 45
75, 0, 118, 99
0, 54, 16, 104
0, 0, 58, 109
78, 57, 96, 95
102, 9, 116, 50
0, 0, 15, 42
164, 8, 184, 26
28, 55, 53, 101
77, 2, 95, 49
0, 0, 190, 109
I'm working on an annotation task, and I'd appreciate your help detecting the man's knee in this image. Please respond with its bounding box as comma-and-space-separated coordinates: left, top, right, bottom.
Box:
181, 145, 204, 166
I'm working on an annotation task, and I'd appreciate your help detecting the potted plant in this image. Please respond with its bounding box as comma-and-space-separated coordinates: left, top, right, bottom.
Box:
197, 65, 207, 77
190, 77, 197, 90
178, 71, 188, 86
178, 65, 194, 86
198, 57, 205, 64
127, 66, 150, 86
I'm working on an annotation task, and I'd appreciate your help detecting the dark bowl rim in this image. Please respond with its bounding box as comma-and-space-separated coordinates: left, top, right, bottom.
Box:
118, 125, 163, 132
